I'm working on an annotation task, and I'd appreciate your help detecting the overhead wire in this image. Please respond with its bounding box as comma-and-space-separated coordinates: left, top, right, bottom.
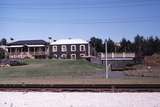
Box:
0, 0, 160, 24
0, 0, 160, 9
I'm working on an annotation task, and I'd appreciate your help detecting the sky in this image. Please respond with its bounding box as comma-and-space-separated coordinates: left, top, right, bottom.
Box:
0, 0, 160, 42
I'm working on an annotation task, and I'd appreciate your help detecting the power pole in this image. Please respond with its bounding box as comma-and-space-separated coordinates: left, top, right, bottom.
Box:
105, 39, 109, 79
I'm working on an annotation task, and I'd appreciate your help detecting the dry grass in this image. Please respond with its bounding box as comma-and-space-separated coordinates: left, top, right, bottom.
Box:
0, 59, 160, 85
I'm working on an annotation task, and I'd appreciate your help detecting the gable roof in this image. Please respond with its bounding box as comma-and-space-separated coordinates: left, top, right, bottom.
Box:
51, 38, 88, 45
8, 40, 48, 46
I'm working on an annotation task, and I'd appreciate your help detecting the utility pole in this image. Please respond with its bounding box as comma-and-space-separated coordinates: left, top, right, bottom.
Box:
105, 39, 109, 79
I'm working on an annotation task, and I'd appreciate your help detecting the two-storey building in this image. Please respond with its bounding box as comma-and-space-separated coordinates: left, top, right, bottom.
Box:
50, 38, 90, 59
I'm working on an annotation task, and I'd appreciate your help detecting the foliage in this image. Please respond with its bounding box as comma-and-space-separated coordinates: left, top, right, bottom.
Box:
106, 38, 115, 52
0, 38, 7, 45
89, 35, 160, 56
90, 37, 104, 52
0, 51, 5, 59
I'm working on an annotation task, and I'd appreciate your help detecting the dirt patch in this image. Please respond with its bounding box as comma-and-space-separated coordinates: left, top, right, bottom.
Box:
144, 54, 160, 66
125, 65, 160, 77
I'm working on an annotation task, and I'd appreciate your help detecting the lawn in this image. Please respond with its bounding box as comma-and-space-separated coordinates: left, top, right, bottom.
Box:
0, 59, 160, 85
0, 59, 105, 80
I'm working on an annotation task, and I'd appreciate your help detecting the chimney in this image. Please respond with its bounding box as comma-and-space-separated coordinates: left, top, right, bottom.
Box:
48, 37, 52, 44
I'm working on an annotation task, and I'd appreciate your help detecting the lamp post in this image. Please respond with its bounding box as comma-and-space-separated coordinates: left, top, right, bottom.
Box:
105, 39, 109, 79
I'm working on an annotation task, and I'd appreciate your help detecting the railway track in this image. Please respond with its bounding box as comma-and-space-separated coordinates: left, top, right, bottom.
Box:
0, 84, 160, 92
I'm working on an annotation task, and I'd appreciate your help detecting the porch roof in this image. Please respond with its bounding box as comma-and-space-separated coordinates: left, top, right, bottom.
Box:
7, 45, 45, 48
8, 40, 48, 46
7, 45, 24, 48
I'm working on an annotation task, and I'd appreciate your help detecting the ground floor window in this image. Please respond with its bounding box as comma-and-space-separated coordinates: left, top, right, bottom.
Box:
71, 54, 76, 59
53, 54, 57, 58
80, 54, 85, 57
61, 54, 67, 59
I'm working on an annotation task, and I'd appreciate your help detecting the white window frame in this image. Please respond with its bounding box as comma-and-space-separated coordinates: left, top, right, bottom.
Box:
80, 45, 86, 51
71, 45, 76, 52
61, 54, 67, 59
71, 54, 76, 59
52, 45, 57, 52
80, 54, 85, 57
53, 54, 57, 58
61, 45, 67, 52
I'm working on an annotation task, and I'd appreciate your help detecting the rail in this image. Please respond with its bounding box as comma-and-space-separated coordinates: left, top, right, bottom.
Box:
0, 84, 160, 92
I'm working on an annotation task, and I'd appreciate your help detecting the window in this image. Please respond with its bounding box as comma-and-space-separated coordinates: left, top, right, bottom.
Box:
80, 54, 85, 57
71, 45, 76, 51
71, 54, 76, 59
80, 45, 85, 51
52, 45, 57, 52
61, 54, 67, 59
53, 54, 57, 58
61, 45, 67, 52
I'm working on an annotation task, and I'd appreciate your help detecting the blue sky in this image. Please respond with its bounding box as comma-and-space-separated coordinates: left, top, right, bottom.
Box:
0, 0, 160, 42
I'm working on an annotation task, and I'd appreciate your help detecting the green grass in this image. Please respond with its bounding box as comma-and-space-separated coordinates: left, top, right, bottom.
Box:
0, 59, 105, 79
1, 59, 160, 85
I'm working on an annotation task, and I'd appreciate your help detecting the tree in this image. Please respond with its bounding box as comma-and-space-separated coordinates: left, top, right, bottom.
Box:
147, 36, 155, 55
120, 38, 128, 52
89, 35, 160, 57
89, 37, 104, 53
0, 48, 5, 59
154, 36, 160, 53
133, 35, 160, 56
106, 38, 115, 53
0, 38, 7, 45
126, 40, 134, 52
133, 34, 145, 55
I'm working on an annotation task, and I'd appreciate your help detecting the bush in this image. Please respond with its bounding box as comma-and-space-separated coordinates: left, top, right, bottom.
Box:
0, 52, 5, 59
10, 60, 27, 66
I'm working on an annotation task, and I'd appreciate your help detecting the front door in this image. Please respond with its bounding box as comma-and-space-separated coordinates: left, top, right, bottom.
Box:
71, 54, 76, 59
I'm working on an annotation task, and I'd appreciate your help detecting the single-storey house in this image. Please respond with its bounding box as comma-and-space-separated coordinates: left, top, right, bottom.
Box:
7, 40, 49, 59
